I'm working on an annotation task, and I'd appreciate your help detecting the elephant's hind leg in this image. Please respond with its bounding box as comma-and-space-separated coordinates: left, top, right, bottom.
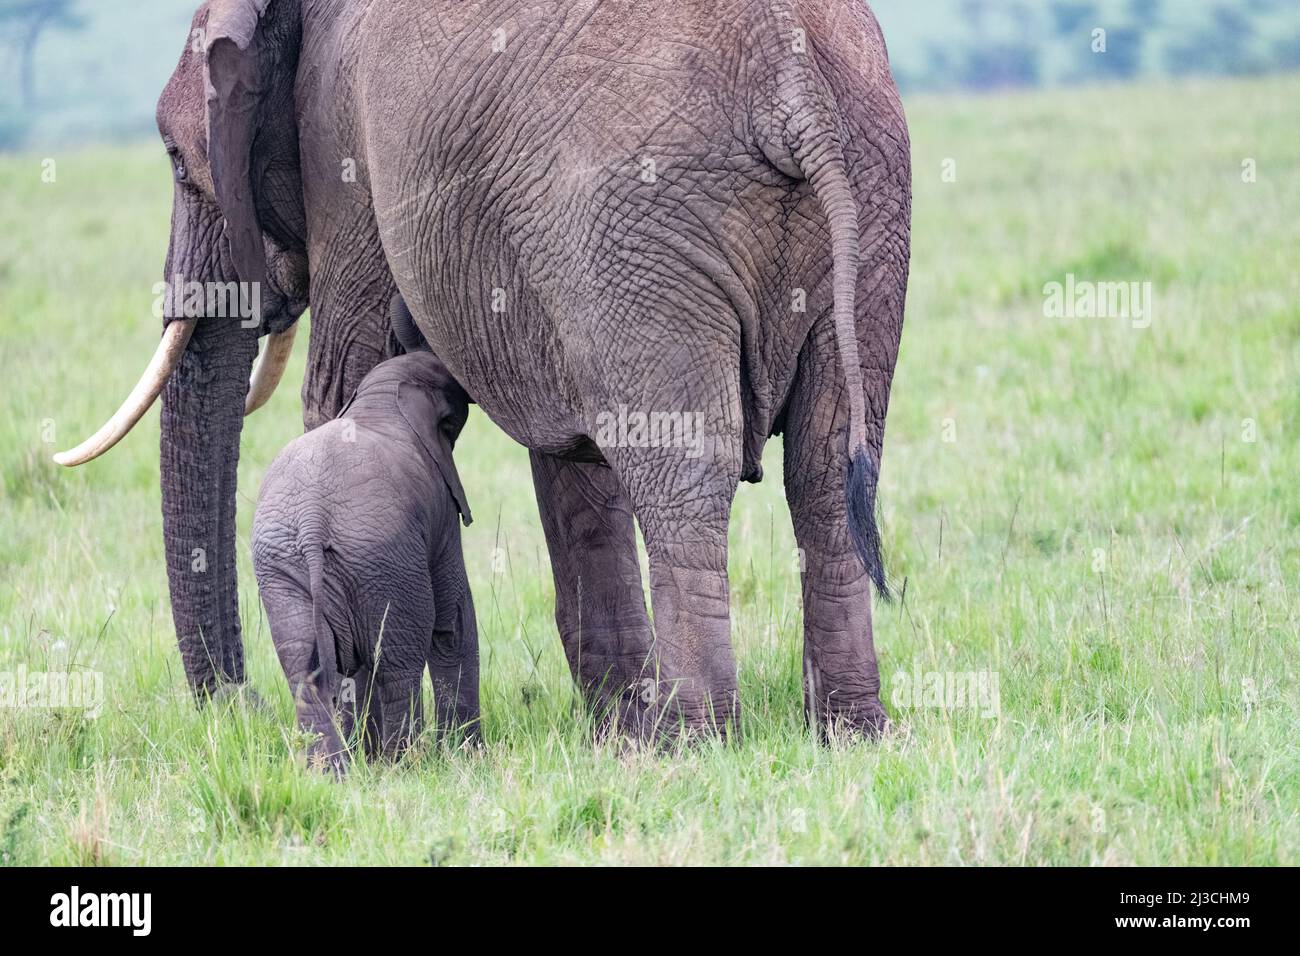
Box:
258, 577, 350, 770
605, 406, 744, 741
530, 452, 657, 740
782, 318, 893, 740
365, 585, 434, 760
373, 669, 425, 760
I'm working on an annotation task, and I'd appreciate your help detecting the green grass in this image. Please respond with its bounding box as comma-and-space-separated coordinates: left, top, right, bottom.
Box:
2, 74, 1298, 865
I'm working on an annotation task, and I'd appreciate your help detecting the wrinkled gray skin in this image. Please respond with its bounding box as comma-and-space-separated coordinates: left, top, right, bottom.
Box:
155, 0, 910, 740
252, 297, 475, 767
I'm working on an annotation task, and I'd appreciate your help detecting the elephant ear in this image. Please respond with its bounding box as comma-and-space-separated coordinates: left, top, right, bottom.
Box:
398, 381, 473, 527
204, 0, 273, 286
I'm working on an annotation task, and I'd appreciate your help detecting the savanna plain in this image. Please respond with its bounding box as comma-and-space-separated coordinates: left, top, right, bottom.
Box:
1, 75, 1297, 865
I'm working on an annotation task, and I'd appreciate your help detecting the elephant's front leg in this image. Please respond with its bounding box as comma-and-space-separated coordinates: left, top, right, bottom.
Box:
782, 320, 891, 739
430, 547, 481, 745
530, 453, 657, 738
300, 224, 395, 428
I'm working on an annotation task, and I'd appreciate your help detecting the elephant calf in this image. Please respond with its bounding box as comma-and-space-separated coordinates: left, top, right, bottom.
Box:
252, 296, 476, 769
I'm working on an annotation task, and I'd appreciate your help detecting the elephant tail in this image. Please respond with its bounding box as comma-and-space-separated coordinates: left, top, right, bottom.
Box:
764, 39, 891, 601
808, 152, 890, 602
301, 540, 340, 701
818, 163, 890, 601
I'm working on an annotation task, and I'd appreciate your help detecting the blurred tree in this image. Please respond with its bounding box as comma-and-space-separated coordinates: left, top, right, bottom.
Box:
1051, 2, 1095, 36
961, 42, 1041, 90
960, 0, 992, 34
1077, 26, 1143, 81
1274, 31, 1300, 69
950, 0, 1042, 91
0, 0, 86, 111
1129, 0, 1163, 25
1211, 5, 1261, 73
1164, 4, 1261, 76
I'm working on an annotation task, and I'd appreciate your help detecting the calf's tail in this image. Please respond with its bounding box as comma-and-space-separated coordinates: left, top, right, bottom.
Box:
301, 542, 340, 700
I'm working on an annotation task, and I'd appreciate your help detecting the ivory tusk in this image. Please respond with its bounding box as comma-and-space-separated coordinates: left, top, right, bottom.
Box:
53, 320, 197, 467
244, 323, 299, 416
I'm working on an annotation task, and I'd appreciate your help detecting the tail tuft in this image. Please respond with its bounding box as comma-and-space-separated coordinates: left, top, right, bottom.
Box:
846, 445, 890, 602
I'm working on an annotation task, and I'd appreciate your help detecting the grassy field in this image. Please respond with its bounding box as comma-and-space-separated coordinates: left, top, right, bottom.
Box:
1, 74, 1298, 866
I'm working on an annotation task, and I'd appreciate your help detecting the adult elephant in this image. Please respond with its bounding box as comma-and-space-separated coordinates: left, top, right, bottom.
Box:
56, 0, 910, 739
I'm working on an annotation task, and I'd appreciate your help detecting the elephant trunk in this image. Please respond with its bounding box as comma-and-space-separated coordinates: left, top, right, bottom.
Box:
161, 314, 260, 696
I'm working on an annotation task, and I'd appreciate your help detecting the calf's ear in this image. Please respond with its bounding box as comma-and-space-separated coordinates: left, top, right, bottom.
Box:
398, 382, 473, 527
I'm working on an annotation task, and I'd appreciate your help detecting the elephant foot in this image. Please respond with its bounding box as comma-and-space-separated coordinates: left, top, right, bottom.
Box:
582, 668, 742, 747
644, 684, 742, 748
206, 680, 270, 715
815, 696, 892, 743
589, 690, 662, 748
306, 737, 351, 777
434, 713, 483, 753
